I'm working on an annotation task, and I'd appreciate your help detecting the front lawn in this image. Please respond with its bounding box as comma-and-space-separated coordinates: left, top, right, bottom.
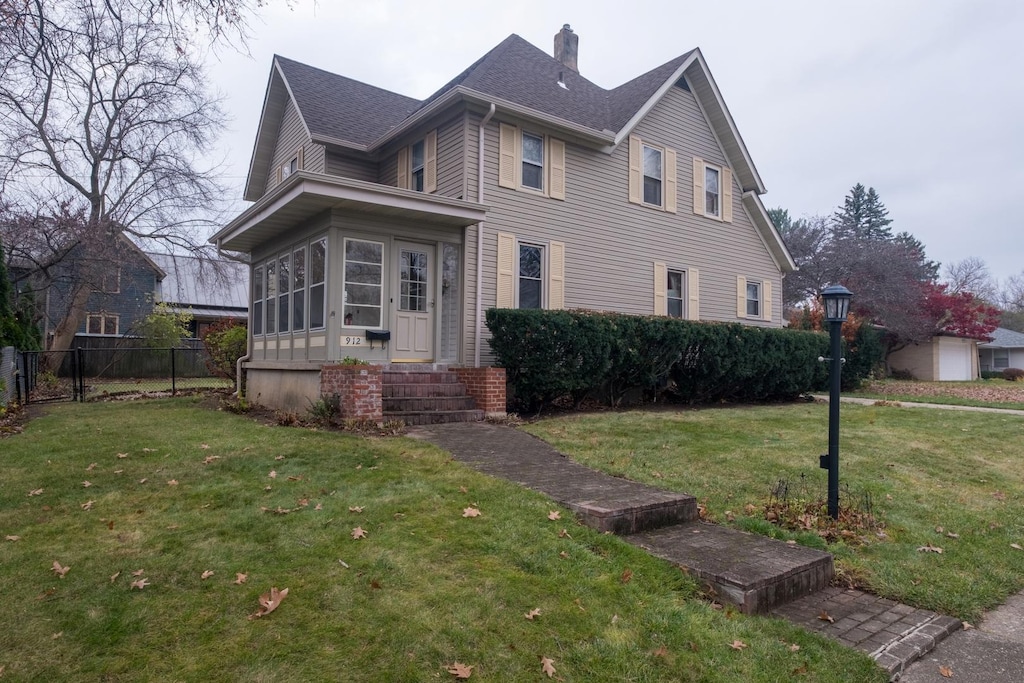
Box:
847, 379, 1024, 411
525, 404, 1024, 622
0, 400, 884, 682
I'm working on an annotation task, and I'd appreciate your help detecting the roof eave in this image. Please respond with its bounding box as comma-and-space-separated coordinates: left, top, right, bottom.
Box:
741, 191, 797, 273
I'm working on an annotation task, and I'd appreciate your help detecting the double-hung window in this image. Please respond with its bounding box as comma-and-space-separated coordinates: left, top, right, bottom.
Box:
518, 243, 544, 309
705, 165, 720, 217
264, 259, 277, 334
643, 145, 663, 207
692, 158, 732, 221
746, 281, 761, 318
521, 132, 545, 191
411, 140, 425, 192
398, 131, 437, 192
342, 238, 383, 328
994, 350, 1010, 369
87, 313, 118, 335
292, 246, 306, 331
309, 239, 326, 329
667, 270, 684, 319
277, 253, 290, 333
252, 265, 264, 335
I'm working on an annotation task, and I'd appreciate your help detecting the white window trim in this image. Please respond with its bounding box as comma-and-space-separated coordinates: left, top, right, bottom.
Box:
736, 275, 771, 322
642, 143, 664, 208
498, 123, 565, 200
666, 268, 685, 319
629, 135, 676, 212
704, 163, 721, 218
341, 237, 385, 330
745, 280, 761, 318
252, 235, 326, 336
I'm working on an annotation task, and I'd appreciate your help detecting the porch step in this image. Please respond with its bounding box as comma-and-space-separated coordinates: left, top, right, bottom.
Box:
626, 522, 834, 614
381, 368, 485, 426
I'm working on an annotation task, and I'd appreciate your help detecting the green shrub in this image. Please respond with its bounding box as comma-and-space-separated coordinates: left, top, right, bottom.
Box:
981, 370, 1003, 380
201, 319, 248, 381
486, 309, 831, 413
1002, 367, 1024, 382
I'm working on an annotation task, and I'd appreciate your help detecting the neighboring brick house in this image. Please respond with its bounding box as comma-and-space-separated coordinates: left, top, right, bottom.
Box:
210, 26, 796, 414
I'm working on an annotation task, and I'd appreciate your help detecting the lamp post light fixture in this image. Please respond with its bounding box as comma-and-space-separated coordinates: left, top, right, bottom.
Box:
820, 284, 853, 520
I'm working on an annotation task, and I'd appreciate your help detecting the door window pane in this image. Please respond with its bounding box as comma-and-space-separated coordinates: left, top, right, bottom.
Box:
400, 249, 429, 312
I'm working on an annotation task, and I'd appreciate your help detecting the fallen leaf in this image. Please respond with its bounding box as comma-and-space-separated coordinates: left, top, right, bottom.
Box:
51, 631, 63, 640
202, 455, 220, 464
51, 561, 70, 578
110, 571, 120, 583
939, 664, 954, 678
785, 540, 798, 545
789, 643, 801, 652
886, 494, 893, 500
264, 486, 272, 492
6, 535, 21, 541
652, 645, 669, 658
287, 475, 302, 481
201, 570, 215, 580
547, 510, 561, 521
314, 503, 323, 511
297, 498, 309, 507
611, 614, 619, 624
818, 610, 834, 624
917, 543, 944, 554
114, 469, 123, 474
132, 568, 145, 576
86, 463, 97, 471
199, 444, 209, 450
559, 551, 569, 559
558, 528, 572, 538
82, 480, 92, 488
458, 486, 468, 493
947, 532, 960, 539
730, 640, 748, 650
935, 526, 944, 533
81, 500, 94, 510
725, 510, 735, 522
351, 526, 367, 540
792, 662, 809, 675
28, 488, 43, 497
369, 579, 382, 590
349, 506, 364, 513
524, 608, 541, 620
574, 598, 586, 611
993, 491, 1006, 501
139, 478, 148, 484
743, 504, 758, 515
962, 621, 974, 630
248, 586, 289, 619
142, 448, 155, 453
275, 454, 285, 460
1011, 543, 1023, 551
462, 507, 481, 518
446, 662, 474, 679
130, 578, 150, 590
268, 470, 277, 479
106, 520, 114, 530
117, 453, 128, 459
540, 656, 556, 677
621, 568, 633, 583
235, 573, 248, 585
167, 480, 178, 486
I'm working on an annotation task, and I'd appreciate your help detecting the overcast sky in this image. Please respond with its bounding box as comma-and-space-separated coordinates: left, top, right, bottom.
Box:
206, 0, 1024, 285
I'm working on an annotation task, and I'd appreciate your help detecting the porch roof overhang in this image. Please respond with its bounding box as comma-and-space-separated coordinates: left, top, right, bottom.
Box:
212, 172, 489, 253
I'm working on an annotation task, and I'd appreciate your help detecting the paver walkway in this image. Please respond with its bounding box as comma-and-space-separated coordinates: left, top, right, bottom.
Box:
409, 420, 961, 679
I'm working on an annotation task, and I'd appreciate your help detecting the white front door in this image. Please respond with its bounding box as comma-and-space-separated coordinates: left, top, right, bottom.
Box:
393, 242, 434, 361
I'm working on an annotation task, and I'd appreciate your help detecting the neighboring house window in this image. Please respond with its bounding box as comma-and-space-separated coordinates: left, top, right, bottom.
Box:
667, 269, 684, 319
87, 313, 118, 335
692, 157, 732, 222
994, 350, 1010, 369
309, 238, 326, 329
736, 276, 771, 321
342, 238, 383, 328
292, 246, 306, 331
98, 269, 120, 294
705, 165, 720, 217
397, 130, 437, 193
277, 252, 290, 333
252, 265, 264, 335
643, 144, 663, 207
518, 243, 544, 309
654, 262, 699, 320
497, 123, 566, 200
495, 232, 565, 310
628, 135, 676, 212
521, 132, 544, 191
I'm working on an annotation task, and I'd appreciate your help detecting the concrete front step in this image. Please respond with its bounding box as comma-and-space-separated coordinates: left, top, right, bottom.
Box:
384, 396, 478, 412
626, 522, 834, 614
388, 409, 485, 425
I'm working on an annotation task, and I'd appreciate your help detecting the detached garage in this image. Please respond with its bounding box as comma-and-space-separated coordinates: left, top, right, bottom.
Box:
888, 334, 980, 381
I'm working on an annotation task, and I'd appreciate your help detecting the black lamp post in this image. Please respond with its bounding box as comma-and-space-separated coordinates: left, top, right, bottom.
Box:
821, 284, 853, 520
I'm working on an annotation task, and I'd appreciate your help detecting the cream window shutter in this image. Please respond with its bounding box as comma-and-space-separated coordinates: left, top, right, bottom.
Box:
628, 135, 642, 204
496, 232, 516, 308
692, 157, 705, 215
297, 146, 305, 170
665, 148, 677, 213
653, 262, 667, 315
276, 166, 282, 184
549, 138, 566, 200
498, 123, 517, 189
763, 280, 773, 322
722, 167, 733, 223
687, 268, 700, 320
736, 276, 747, 318
549, 241, 565, 309
397, 147, 409, 190
424, 130, 438, 193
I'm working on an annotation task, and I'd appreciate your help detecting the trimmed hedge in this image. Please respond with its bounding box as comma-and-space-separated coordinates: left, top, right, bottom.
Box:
486, 309, 840, 413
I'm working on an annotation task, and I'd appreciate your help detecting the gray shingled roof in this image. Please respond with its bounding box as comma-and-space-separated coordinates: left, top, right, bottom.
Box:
147, 253, 249, 311
979, 327, 1024, 348
278, 35, 696, 145
275, 56, 421, 147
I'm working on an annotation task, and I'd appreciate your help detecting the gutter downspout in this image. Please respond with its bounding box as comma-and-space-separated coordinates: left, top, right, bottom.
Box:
217, 240, 251, 397
474, 103, 496, 368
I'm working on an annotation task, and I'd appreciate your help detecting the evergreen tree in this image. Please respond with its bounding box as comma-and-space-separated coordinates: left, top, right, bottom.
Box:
862, 187, 893, 240
0, 237, 39, 349
767, 207, 792, 233
833, 183, 893, 240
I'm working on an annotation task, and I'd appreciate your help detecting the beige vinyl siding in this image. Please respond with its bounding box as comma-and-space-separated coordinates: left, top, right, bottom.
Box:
436, 114, 466, 198
263, 98, 310, 196
466, 83, 781, 363
325, 152, 378, 182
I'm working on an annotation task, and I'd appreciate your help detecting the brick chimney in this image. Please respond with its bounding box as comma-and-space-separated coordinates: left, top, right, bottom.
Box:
554, 24, 578, 73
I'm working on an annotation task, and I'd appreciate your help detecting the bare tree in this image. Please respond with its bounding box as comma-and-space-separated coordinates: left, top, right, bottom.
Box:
0, 0, 228, 355
943, 257, 997, 302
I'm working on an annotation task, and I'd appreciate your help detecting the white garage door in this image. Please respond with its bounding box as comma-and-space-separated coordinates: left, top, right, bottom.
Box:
938, 340, 972, 381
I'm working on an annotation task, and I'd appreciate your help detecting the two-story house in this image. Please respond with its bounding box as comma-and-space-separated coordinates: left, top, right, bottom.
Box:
210, 26, 795, 414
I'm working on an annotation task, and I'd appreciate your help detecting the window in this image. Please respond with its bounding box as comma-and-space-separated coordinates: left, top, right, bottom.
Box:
705, 166, 720, 217
746, 281, 761, 317
264, 259, 277, 334
277, 253, 290, 333
518, 243, 544, 309
667, 270, 684, 319
98, 269, 120, 294
309, 239, 326, 329
252, 265, 264, 335
692, 158, 732, 222
497, 124, 566, 200
282, 155, 298, 179
643, 145, 663, 207
398, 130, 437, 192
343, 238, 383, 328
994, 350, 1010, 369
411, 140, 425, 192
628, 135, 676, 212
87, 313, 118, 335
292, 246, 306, 331
521, 132, 544, 191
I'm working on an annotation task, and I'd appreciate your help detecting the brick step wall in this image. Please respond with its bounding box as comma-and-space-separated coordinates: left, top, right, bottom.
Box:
382, 369, 484, 425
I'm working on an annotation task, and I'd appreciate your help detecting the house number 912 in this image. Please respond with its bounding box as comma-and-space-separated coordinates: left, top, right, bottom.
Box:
341, 336, 364, 347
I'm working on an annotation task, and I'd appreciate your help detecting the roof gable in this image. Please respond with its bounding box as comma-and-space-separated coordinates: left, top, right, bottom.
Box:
980, 327, 1024, 348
